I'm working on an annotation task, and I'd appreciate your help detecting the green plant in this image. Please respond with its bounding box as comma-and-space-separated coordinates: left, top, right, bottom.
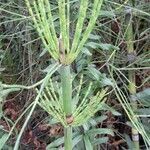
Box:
21, 0, 106, 149
125, 6, 139, 149
0, 0, 149, 149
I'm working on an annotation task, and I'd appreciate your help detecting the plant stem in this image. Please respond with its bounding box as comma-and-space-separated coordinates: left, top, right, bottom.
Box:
61, 65, 72, 150
64, 126, 72, 150
125, 8, 139, 150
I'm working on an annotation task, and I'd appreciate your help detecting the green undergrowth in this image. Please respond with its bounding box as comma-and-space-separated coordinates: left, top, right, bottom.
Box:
0, 0, 150, 149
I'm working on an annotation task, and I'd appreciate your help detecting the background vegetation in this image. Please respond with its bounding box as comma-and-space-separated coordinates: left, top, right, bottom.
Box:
0, 0, 150, 149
